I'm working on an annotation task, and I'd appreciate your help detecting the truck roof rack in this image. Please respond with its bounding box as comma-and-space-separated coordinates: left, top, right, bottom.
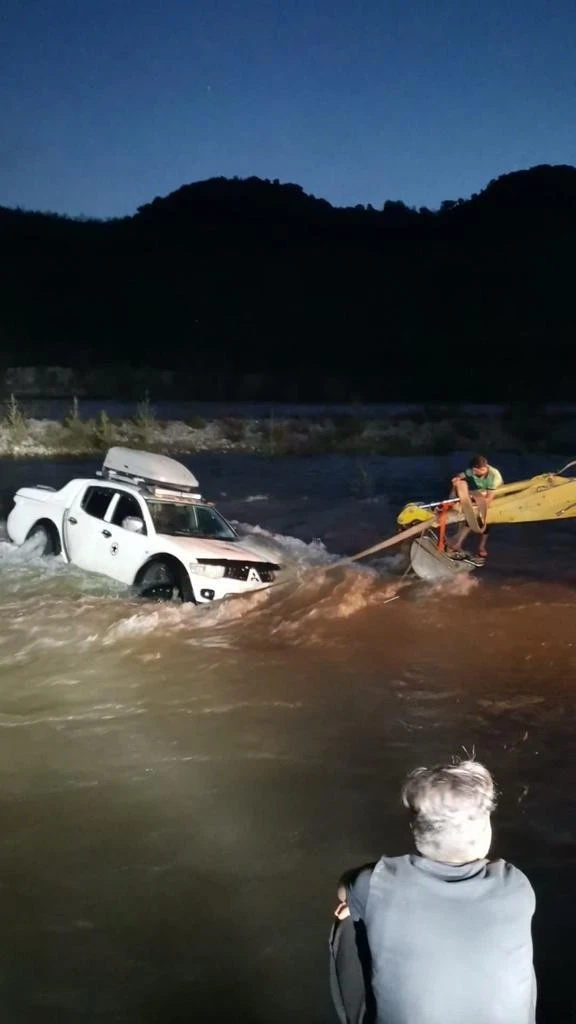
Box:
99, 447, 202, 499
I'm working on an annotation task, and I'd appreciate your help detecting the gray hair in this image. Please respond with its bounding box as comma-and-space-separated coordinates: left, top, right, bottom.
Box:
401, 760, 496, 864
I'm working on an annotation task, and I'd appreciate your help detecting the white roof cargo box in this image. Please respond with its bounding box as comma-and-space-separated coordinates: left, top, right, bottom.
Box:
101, 447, 201, 494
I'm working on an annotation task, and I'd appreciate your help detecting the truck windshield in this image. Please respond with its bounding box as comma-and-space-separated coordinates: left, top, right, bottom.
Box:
146, 501, 237, 541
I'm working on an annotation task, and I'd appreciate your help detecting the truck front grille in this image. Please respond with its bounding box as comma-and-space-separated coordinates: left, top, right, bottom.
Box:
197, 559, 280, 583
224, 561, 278, 582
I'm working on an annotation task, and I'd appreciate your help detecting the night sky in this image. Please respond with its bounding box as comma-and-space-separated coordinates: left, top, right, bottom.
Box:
1, 0, 575, 219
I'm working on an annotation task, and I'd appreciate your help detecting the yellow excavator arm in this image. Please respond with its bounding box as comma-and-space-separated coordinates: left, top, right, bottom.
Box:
397, 461, 576, 530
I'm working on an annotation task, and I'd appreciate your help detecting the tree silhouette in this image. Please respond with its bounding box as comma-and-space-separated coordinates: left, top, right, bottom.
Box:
0, 166, 575, 401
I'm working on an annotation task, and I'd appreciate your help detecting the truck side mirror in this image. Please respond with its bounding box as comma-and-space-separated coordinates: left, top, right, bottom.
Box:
122, 516, 145, 534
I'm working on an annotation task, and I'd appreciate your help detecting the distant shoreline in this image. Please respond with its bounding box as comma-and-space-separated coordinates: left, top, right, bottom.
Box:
0, 403, 574, 458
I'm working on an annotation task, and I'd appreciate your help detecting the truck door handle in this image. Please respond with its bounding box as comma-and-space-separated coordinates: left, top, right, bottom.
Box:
102, 529, 111, 538
68, 516, 77, 525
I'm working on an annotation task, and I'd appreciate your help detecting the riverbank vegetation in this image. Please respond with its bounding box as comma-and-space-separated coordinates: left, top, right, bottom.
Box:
0, 395, 573, 458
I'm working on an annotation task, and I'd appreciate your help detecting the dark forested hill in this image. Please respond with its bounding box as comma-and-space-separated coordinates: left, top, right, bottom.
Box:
1, 164, 575, 400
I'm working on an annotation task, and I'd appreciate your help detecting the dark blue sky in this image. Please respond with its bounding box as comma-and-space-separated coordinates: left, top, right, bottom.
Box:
1, 0, 575, 218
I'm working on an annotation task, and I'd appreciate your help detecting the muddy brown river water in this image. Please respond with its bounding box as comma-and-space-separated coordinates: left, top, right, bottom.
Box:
0, 452, 574, 1023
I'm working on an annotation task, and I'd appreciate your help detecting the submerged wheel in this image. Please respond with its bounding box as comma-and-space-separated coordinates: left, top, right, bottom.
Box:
26, 523, 58, 556
136, 559, 193, 603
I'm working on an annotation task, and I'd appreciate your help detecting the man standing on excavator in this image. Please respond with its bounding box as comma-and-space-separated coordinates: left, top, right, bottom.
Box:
448, 454, 503, 562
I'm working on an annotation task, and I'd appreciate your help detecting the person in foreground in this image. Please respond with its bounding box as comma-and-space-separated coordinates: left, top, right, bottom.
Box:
333, 760, 536, 1024
448, 454, 504, 562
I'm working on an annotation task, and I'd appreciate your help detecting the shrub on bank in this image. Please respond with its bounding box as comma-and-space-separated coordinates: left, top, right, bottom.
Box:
1, 399, 575, 457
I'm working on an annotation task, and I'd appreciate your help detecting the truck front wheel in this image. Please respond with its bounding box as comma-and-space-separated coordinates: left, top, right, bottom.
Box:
136, 559, 193, 603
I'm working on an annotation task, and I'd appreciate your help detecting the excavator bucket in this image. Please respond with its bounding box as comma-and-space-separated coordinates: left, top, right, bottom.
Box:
337, 462, 576, 586
394, 461, 576, 581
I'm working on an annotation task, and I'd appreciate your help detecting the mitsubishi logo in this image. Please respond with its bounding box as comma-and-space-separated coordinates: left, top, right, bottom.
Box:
247, 567, 261, 583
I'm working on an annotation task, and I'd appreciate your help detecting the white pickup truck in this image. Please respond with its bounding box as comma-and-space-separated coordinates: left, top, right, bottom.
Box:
6, 447, 282, 604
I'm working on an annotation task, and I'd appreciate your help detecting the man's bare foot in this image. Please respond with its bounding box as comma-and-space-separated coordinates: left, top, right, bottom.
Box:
447, 548, 466, 561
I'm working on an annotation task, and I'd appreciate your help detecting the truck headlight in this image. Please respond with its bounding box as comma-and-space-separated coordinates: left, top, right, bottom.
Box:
190, 563, 225, 579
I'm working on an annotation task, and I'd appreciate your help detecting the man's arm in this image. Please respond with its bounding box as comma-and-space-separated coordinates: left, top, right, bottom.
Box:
336, 863, 375, 922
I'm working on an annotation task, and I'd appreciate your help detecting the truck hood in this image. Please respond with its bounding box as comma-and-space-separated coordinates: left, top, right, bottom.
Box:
158, 535, 277, 564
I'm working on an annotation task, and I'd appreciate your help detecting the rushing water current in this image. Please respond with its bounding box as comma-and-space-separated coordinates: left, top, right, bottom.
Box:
0, 452, 575, 1023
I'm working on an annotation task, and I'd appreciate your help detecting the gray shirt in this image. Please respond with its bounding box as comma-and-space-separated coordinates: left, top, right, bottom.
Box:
348, 854, 536, 1024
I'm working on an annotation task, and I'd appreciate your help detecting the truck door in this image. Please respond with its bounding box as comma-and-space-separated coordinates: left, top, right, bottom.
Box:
98, 491, 152, 585
63, 485, 117, 575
